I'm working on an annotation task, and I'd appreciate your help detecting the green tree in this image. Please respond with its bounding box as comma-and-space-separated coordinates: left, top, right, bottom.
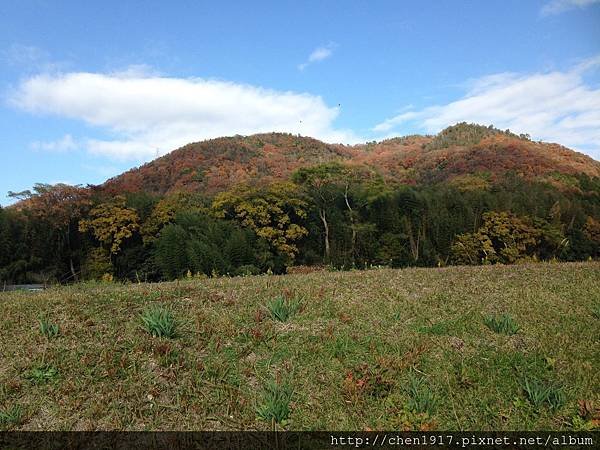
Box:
8, 183, 91, 281
140, 192, 206, 244
292, 163, 348, 261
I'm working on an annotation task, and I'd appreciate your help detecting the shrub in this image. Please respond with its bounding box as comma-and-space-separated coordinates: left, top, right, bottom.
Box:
265, 296, 301, 322
141, 306, 178, 338
484, 314, 520, 335
256, 379, 293, 425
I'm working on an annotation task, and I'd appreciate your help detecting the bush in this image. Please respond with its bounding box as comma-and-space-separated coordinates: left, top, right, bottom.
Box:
234, 264, 260, 276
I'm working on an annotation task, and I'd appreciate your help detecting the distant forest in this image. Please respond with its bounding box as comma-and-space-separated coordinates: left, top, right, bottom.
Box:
2, 124, 600, 284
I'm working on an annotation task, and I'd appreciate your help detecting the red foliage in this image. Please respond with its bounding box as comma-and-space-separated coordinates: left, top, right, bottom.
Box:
100, 129, 600, 197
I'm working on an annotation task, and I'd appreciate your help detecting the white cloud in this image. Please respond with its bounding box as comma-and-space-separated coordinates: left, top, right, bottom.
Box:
10, 70, 359, 160
30, 134, 77, 152
2, 44, 68, 73
541, 0, 600, 15
373, 56, 600, 159
298, 43, 337, 71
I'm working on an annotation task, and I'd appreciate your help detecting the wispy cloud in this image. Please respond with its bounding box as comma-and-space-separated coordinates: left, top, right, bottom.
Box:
2, 44, 68, 73
10, 68, 359, 160
541, 0, 600, 16
30, 134, 77, 152
373, 56, 600, 159
298, 42, 337, 71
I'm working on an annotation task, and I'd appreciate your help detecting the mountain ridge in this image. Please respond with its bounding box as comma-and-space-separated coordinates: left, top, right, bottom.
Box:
101, 123, 600, 197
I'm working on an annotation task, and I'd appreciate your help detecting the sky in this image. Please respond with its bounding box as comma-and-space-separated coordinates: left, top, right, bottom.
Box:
1, 0, 599, 206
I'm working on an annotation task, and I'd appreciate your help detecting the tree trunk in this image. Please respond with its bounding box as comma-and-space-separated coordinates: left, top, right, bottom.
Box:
344, 184, 356, 263
66, 222, 78, 281
69, 257, 78, 282
404, 217, 424, 263
319, 209, 330, 261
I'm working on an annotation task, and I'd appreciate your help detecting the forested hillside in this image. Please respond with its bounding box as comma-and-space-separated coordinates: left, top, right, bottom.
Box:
2, 123, 600, 284
103, 123, 600, 196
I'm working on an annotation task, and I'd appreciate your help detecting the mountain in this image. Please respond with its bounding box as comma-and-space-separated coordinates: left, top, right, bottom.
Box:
102, 123, 600, 196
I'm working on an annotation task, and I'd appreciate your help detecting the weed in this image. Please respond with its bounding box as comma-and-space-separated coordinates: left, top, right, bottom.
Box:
24, 365, 59, 385
265, 296, 301, 322
591, 304, 600, 319
343, 362, 395, 400
256, 379, 293, 425
331, 335, 352, 359
0, 405, 22, 428
522, 377, 565, 411
484, 314, 520, 335
141, 306, 178, 338
407, 373, 437, 415
38, 316, 59, 339
418, 321, 452, 336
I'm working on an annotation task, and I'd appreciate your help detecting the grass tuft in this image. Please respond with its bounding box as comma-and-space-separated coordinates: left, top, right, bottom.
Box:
24, 364, 59, 385
418, 321, 452, 336
0, 405, 22, 428
330, 335, 352, 359
140, 306, 178, 338
256, 379, 293, 425
484, 313, 520, 335
38, 316, 59, 339
265, 296, 301, 322
406, 373, 437, 415
522, 377, 565, 411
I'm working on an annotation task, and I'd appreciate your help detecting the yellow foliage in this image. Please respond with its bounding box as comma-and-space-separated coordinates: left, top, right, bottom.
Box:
212, 182, 308, 258
79, 196, 140, 255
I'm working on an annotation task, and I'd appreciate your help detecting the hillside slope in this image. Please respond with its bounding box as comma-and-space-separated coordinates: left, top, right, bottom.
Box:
102, 123, 600, 197
0, 262, 598, 430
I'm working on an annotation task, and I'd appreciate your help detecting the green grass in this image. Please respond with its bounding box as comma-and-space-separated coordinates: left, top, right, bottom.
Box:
484, 313, 520, 335
522, 377, 566, 411
256, 379, 294, 426
0, 405, 23, 429
591, 304, 600, 319
24, 365, 59, 385
0, 261, 598, 430
265, 295, 301, 322
38, 316, 59, 339
140, 306, 178, 338
406, 373, 437, 415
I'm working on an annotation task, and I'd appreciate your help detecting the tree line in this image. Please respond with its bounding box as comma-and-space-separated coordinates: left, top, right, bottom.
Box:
1, 163, 600, 284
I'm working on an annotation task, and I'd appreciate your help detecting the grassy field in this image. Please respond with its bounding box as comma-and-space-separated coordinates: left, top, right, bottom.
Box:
0, 262, 599, 431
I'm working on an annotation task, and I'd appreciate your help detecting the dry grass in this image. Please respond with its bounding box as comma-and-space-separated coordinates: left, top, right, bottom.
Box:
0, 262, 599, 431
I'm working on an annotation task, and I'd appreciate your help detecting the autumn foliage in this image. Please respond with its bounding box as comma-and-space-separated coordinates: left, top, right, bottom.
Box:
2, 123, 600, 283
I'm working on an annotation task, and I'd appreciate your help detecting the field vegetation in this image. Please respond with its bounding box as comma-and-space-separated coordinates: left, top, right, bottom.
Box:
0, 262, 598, 431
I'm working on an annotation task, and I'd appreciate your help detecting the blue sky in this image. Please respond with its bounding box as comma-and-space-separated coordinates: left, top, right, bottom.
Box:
1, 0, 599, 206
